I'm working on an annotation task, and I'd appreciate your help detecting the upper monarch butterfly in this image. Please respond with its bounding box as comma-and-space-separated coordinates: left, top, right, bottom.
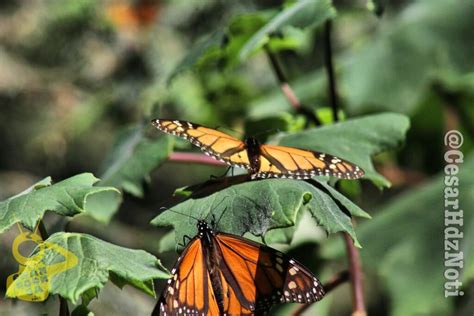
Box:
151, 119, 364, 180
155, 220, 325, 316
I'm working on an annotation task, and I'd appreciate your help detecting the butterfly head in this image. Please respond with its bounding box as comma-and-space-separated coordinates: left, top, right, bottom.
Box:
197, 220, 214, 237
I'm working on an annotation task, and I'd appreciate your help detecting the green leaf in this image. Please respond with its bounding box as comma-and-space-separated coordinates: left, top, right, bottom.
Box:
166, 0, 335, 82
152, 177, 369, 250
274, 113, 411, 187
323, 155, 474, 316
6, 232, 169, 304
99, 124, 173, 197
0, 173, 121, 233
72, 304, 94, 316
239, 0, 336, 60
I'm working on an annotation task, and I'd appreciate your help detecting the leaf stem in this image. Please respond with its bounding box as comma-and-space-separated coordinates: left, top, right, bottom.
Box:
343, 232, 366, 316
37, 221, 70, 316
323, 20, 339, 123
168, 152, 227, 166
265, 46, 321, 126
324, 19, 366, 315
292, 270, 350, 316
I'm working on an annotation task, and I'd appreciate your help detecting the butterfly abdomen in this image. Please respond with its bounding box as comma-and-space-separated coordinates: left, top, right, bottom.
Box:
244, 137, 262, 174
199, 222, 227, 315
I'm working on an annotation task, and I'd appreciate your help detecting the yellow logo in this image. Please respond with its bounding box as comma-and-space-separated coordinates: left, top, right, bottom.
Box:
6, 223, 79, 302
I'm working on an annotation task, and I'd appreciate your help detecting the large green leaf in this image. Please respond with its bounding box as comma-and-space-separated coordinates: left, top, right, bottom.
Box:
152, 177, 369, 251
274, 112, 410, 187
323, 155, 474, 316
0, 173, 121, 233
99, 124, 172, 197
239, 0, 336, 60
6, 232, 169, 304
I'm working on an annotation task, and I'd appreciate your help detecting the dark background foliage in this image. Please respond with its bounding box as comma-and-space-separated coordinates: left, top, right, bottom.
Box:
0, 0, 473, 315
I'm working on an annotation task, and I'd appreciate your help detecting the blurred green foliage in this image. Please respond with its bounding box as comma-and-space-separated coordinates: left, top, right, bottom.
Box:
1, 0, 473, 315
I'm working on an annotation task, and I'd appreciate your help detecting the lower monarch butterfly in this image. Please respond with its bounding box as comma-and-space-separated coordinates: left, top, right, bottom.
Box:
155, 220, 325, 316
151, 119, 364, 180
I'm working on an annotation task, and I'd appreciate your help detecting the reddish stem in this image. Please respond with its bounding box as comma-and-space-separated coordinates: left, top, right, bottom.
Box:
168, 152, 226, 166
343, 232, 366, 316
265, 46, 301, 110
280, 83, 301, 110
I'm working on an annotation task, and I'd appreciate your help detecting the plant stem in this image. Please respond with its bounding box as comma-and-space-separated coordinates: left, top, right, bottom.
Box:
168, 152, 227, 166
324, 19, 366, 316
265, 46, 321, 126
343, 232, 366, 316
37, 221, 70, 316
292, 270, 350, 316
323, 20, 339, 123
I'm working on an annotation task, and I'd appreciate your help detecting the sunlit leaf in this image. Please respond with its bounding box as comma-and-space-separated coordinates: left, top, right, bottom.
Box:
274, 113, 410, 188
152, 177, 369, 251
0, 173, 121, 233
6, 232, 169, 304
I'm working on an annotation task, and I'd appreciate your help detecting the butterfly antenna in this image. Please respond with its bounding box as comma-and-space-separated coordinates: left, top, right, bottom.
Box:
158, 207, 200, 222
214, 205, 228, 229
205, 196, 230, 229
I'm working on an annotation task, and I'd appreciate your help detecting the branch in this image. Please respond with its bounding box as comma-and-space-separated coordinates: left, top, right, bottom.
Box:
292, 270, 350, 316
38, 221, 70, 316
265, 46, 300, 110
324, 19, 366, 316
343, 232, 366, 316
168, 152, 227, 166
323, 20, 339, 123
265, 46, 321, 126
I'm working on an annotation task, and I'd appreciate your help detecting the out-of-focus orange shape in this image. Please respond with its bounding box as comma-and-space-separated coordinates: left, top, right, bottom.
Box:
105, 0, 160, 29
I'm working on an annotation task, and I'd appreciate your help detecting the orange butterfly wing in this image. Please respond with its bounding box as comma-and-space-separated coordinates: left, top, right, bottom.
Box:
257, 144, 364, 180
157, 238, 220, 316
215, 233, 325, 313
157, 230, 325, 315
152, 119, 251, 169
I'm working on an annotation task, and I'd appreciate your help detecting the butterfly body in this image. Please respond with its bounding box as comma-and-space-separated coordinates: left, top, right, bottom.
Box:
152, 119, 364, 180
156, 220, 325, 316
244, 137, 262, 174
198, 221, 226, 314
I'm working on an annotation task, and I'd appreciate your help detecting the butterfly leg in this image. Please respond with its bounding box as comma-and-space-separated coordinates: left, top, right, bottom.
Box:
178, 235, 192, 248
210, 166, 232, 180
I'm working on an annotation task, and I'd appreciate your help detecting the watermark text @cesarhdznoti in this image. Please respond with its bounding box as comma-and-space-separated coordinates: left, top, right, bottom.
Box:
443, 130, 464, 297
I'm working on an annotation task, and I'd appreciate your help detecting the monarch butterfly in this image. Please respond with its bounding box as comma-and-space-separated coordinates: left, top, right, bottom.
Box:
155, 220, 325, 315
151, 119, 364, 180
